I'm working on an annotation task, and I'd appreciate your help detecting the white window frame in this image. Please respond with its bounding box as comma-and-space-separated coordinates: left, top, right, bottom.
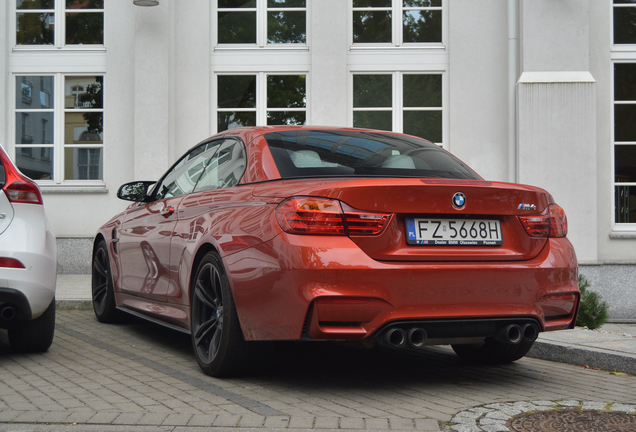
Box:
611, 0, 636, 232
612, 1, 636, 50
350, 0, 446, 49
611, 61, 636, 233
214, 0, 309, 49
349, 71, 447, 148
12, 0, 105, 51
214, 72, 309, 133
11, 73, 106, 187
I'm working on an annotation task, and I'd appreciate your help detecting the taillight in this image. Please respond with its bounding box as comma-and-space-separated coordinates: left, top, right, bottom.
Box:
276, 197, 345, 235
0, 258, 25, 269
518, 204, 567, 238
5, 181, 42, 204
276, 197, 391, 236
1, 148, 43, 204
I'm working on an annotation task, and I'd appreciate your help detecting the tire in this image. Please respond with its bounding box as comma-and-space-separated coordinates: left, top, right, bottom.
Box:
8, 298, 55, 353
92, 239, 122, 323
452, 337, 535, 364
190, 252, 250, 377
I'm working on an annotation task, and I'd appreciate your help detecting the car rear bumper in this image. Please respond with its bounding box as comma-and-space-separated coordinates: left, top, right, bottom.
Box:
0, 212, 57, 320
226, 234, 579, 341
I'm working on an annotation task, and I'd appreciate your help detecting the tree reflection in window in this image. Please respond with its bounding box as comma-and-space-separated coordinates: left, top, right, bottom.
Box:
353, 0, 442, 45
218, 0, 306, 45
16, 0, 104, 46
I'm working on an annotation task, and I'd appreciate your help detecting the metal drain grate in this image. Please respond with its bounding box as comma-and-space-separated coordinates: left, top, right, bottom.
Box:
508, 409, 636, 431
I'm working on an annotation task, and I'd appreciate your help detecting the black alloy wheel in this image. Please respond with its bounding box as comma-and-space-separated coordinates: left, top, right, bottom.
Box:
190, 252, 248, 377
92, 240, 122, 323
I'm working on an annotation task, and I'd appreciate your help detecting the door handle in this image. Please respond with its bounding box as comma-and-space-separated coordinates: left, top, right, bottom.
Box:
160, 206, 175, 218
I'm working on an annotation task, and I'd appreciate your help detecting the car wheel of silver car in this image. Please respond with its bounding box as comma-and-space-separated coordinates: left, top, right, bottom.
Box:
191, 252, 248, 377
92, 239, 122, 323
8, 298, 55, 353
451, 338, 534, 364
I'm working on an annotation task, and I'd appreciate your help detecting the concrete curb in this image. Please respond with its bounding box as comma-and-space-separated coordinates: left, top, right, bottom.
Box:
528, 339, 636, 375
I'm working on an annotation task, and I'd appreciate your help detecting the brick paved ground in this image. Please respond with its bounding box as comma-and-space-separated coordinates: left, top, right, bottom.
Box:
0, 310, 635, 431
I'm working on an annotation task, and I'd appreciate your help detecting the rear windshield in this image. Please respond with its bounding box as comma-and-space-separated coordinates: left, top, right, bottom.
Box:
264, 130, 481, 180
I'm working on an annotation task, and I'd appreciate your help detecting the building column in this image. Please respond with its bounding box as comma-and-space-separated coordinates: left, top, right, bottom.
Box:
517, 0, 597, 262
310, 0, 349, 126
134, 1, 173, 180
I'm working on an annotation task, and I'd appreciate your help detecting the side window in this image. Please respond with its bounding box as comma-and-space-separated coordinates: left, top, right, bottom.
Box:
194, 139, 246, 192
154, 142, 220, 200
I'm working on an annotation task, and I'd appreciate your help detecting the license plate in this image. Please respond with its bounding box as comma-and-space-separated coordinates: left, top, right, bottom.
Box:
406, 218, 503, 246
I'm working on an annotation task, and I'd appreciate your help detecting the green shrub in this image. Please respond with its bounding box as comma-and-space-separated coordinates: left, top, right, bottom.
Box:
576, 274, 609, 330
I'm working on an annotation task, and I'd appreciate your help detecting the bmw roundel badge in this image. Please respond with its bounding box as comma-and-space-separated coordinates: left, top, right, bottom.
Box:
452, 192, 466, 209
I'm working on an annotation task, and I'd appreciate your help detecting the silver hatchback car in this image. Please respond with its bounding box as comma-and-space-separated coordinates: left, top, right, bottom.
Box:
0, 143, 57, 352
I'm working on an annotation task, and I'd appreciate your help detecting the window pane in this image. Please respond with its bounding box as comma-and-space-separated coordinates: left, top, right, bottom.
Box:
616, 185, 636, 223
615, 64, 636, 100
65, 76, 103, 109
353, 111, 392, 131
219, 0, 256, 7
268, 11, 306, 43
16, 13, 55, 45
16, 147, 54, 180
353, 11, 392, 43
404, 74, 442, 107
614, 7, 636, 44
218, 76, 256, 108
65, 112, 103, 144
218, 11, 257, 43
267, 75, 306, 108
267, 111, 306, 125
15, 111, 53, 144
403, 10, 442, 43
218, 112, 256, 132
66, 12, 103, 44
404, 110, 442, 142
615, 104, 636, 141
64, 147, 102, 180
616, 145, 636, 183
17, 0, 54, 9
66, 0, 104, 8
404, 0, 442, 7
354, 75, 392, 108
353, 0, 391, 7
268, 0, 306, 7
16, 76, 54, 109
16, 112, 54, 144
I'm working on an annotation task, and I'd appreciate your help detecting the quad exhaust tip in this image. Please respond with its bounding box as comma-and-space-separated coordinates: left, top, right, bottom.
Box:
385, 327, 428, 349
387, 328, 407, 349
495, 323, 540, 344
382, 322, 538, 349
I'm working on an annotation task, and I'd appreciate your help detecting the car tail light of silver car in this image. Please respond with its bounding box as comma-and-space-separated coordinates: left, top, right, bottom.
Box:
518, 203, 568, 238
1, 156, 43, 205
276, 196, 391, 236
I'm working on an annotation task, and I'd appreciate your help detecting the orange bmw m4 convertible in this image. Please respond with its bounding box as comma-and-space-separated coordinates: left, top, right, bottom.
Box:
92, 126, 579, 376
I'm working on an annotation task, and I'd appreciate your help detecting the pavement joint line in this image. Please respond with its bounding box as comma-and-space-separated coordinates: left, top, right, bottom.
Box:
55, 323, 284, 417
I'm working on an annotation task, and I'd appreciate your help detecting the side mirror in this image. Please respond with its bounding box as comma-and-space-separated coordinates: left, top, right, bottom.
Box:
117, 181, 156, 202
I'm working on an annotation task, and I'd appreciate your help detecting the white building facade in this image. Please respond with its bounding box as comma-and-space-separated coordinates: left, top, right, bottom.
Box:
1, 0, 635, 320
